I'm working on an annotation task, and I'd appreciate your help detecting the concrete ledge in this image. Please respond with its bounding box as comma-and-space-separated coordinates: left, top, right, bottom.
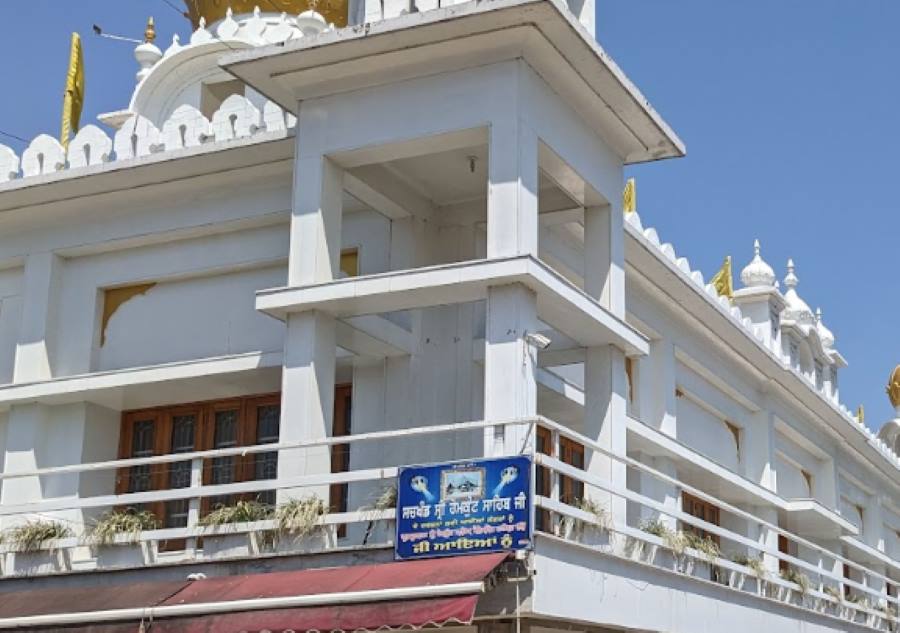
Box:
256, 256, 648, 355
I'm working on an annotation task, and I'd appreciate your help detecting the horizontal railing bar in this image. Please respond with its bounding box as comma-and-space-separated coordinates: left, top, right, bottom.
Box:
0, 467, 399, 517
535, 455, 892, 605
534, 415, 894, 584
0, 417, 534, 481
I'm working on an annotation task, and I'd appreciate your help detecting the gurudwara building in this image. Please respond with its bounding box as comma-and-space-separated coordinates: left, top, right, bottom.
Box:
0, 1, 896, 632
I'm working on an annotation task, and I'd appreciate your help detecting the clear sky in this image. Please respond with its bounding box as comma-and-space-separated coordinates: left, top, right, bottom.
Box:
0, 2, 896, 426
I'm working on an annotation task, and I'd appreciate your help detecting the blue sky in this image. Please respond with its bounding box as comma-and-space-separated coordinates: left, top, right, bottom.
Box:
0, 2, 896, 426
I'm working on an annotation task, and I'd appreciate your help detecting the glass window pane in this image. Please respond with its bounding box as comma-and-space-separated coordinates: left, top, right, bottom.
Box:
128, 419, 155, 494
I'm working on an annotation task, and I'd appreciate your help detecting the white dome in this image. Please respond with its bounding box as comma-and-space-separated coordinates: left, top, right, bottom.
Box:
782, 259, 814, 325
815, 308, 834, 349
740, 239, 776, 288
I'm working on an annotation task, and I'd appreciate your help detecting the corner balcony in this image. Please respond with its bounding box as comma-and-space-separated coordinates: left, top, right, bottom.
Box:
0, 417, 895, 633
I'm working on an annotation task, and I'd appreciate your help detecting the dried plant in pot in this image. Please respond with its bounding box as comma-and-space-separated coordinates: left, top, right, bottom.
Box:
360, 484, 398, 546
273, 496, 328, 553
560, 497, 612, 547
3, 520, 73, 576
200, 500, 274, 559
87, 509, 160, 568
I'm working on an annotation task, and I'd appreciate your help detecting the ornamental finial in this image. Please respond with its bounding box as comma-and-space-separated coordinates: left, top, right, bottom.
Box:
784, 258, 798, 289
144, 16, 156, 43
887, 365, 900, 411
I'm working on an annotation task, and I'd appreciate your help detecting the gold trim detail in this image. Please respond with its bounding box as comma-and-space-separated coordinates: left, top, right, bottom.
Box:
183, 0, 348, 29
145, 17, 157, 44
101, 283, 157, 346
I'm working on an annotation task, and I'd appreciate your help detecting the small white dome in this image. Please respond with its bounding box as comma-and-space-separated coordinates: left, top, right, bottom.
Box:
740, 239, 776, 288
782, 259, 815, 325
815, 308, 835, 349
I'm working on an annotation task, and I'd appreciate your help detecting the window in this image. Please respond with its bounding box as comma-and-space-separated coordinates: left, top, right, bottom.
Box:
682, 492, 720, 544
340, 248, 359, 277
815, 360, 824, 391
331, 384, 352, 537
117, 394, 281, 529
770, 304, 780, 340
779, 533, 792, 573
625, 357, 636, 413
535, 426, 585, 532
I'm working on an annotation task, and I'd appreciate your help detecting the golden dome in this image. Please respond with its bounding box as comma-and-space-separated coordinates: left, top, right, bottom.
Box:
887, 365, 900, 409
183, 0, 347, 29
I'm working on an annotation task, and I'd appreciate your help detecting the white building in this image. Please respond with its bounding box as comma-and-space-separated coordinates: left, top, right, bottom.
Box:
0, 1, 897, 632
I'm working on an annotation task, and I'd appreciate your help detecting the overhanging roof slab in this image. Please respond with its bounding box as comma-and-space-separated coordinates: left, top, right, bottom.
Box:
256, 255, 648, 356
222, 0, 684, 164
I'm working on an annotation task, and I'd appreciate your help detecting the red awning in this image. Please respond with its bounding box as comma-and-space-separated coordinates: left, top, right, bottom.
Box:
0, 553, 507, 633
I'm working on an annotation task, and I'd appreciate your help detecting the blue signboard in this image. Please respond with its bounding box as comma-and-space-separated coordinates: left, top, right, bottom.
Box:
395, 455, 532, 560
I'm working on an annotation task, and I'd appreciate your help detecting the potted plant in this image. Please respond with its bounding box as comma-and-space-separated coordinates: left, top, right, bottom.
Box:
728, 552, 766, 591
779, 566, 811, 605
683, 532, 720, 580
87, 508, 160, 568
360, 484, 397, 546
3, 520, 73, 575
200, 500, 273, 559
560, 497, 612, 548
272, 495, 329, 553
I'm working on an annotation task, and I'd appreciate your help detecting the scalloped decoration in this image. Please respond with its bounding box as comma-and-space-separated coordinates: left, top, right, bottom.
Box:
625, 211, 643, 231
660, 243, 676, 261
67, 125, 112, 168
675, 257, 691, 275
263, 100, 289, 132
643, 227, 660, 246
212, 94, 262, 142
114, 115, 162, 160
0, 144, 19, 183
690, 270, 704, 286
162, 105, 212, 150
21, 134, 66, 177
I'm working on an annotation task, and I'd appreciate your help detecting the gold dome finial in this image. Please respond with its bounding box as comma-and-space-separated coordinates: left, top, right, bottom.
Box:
144, 16, 156, 43
887, 365, 900, 409
182, 1, 346, 28
856, 405, 865, 425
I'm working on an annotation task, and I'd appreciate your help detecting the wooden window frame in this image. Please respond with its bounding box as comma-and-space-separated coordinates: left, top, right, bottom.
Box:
117, 393, 281, 529
682, 491, 720, 545
331, 384, 352, 537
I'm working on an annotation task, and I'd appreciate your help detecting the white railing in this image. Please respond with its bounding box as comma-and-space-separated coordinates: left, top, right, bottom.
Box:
0, 415, 898, 630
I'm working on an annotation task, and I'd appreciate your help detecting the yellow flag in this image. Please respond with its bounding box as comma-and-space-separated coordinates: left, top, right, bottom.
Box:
623, 177, 636, 214
710, 256, 733, 300
60, 32, 85, 149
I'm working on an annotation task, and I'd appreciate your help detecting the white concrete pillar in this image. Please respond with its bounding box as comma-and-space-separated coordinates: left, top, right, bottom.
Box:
289, 154, 344, 286
278, 311, 337, 504
14, 252, 61, 383
486, 117, 538, 259
585, 345, 628, 526
584, 203, 624, 316
745, 407, 776, 491
751, 505, 781, 574
483, 283, 538, 456
641, 338, 676, 434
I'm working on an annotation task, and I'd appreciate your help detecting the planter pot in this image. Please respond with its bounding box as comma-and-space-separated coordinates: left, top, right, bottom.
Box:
92, 542, 154, 569
271, 529, 331, 555
359, 519, 395, 546
8, 548, 70, 576
202, 532, 252, 559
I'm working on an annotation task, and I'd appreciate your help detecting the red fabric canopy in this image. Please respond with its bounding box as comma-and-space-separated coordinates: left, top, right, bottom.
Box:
0, 553, 507, 633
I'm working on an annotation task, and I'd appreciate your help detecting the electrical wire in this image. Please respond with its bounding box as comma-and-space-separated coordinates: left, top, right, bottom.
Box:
156, 0, 189, 18
0, 129, 28, 145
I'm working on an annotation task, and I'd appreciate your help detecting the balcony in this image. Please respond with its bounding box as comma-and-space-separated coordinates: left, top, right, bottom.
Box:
0, 417, 896, 632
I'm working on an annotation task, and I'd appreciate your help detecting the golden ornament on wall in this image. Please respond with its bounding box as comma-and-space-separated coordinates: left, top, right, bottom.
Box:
887, 365, 900, 409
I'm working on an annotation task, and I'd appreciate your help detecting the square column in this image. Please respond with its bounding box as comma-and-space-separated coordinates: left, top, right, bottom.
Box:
483, 283, 539, 456
278, 311, 337, 503
486, 117, 538, 259
14, 252, 61, 383
583, 202, 627, 524
280, 120, 344, 503
483, 112, 540, 456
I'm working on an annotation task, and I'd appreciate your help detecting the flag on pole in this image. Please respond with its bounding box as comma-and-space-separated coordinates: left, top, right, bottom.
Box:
710, 256, 733, 300
622, 177, 636, 214
60, 32, 84, 149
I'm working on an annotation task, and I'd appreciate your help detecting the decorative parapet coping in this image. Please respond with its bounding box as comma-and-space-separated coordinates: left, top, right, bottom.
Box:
0, 95, 296, 187
622, 209, 899, 468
